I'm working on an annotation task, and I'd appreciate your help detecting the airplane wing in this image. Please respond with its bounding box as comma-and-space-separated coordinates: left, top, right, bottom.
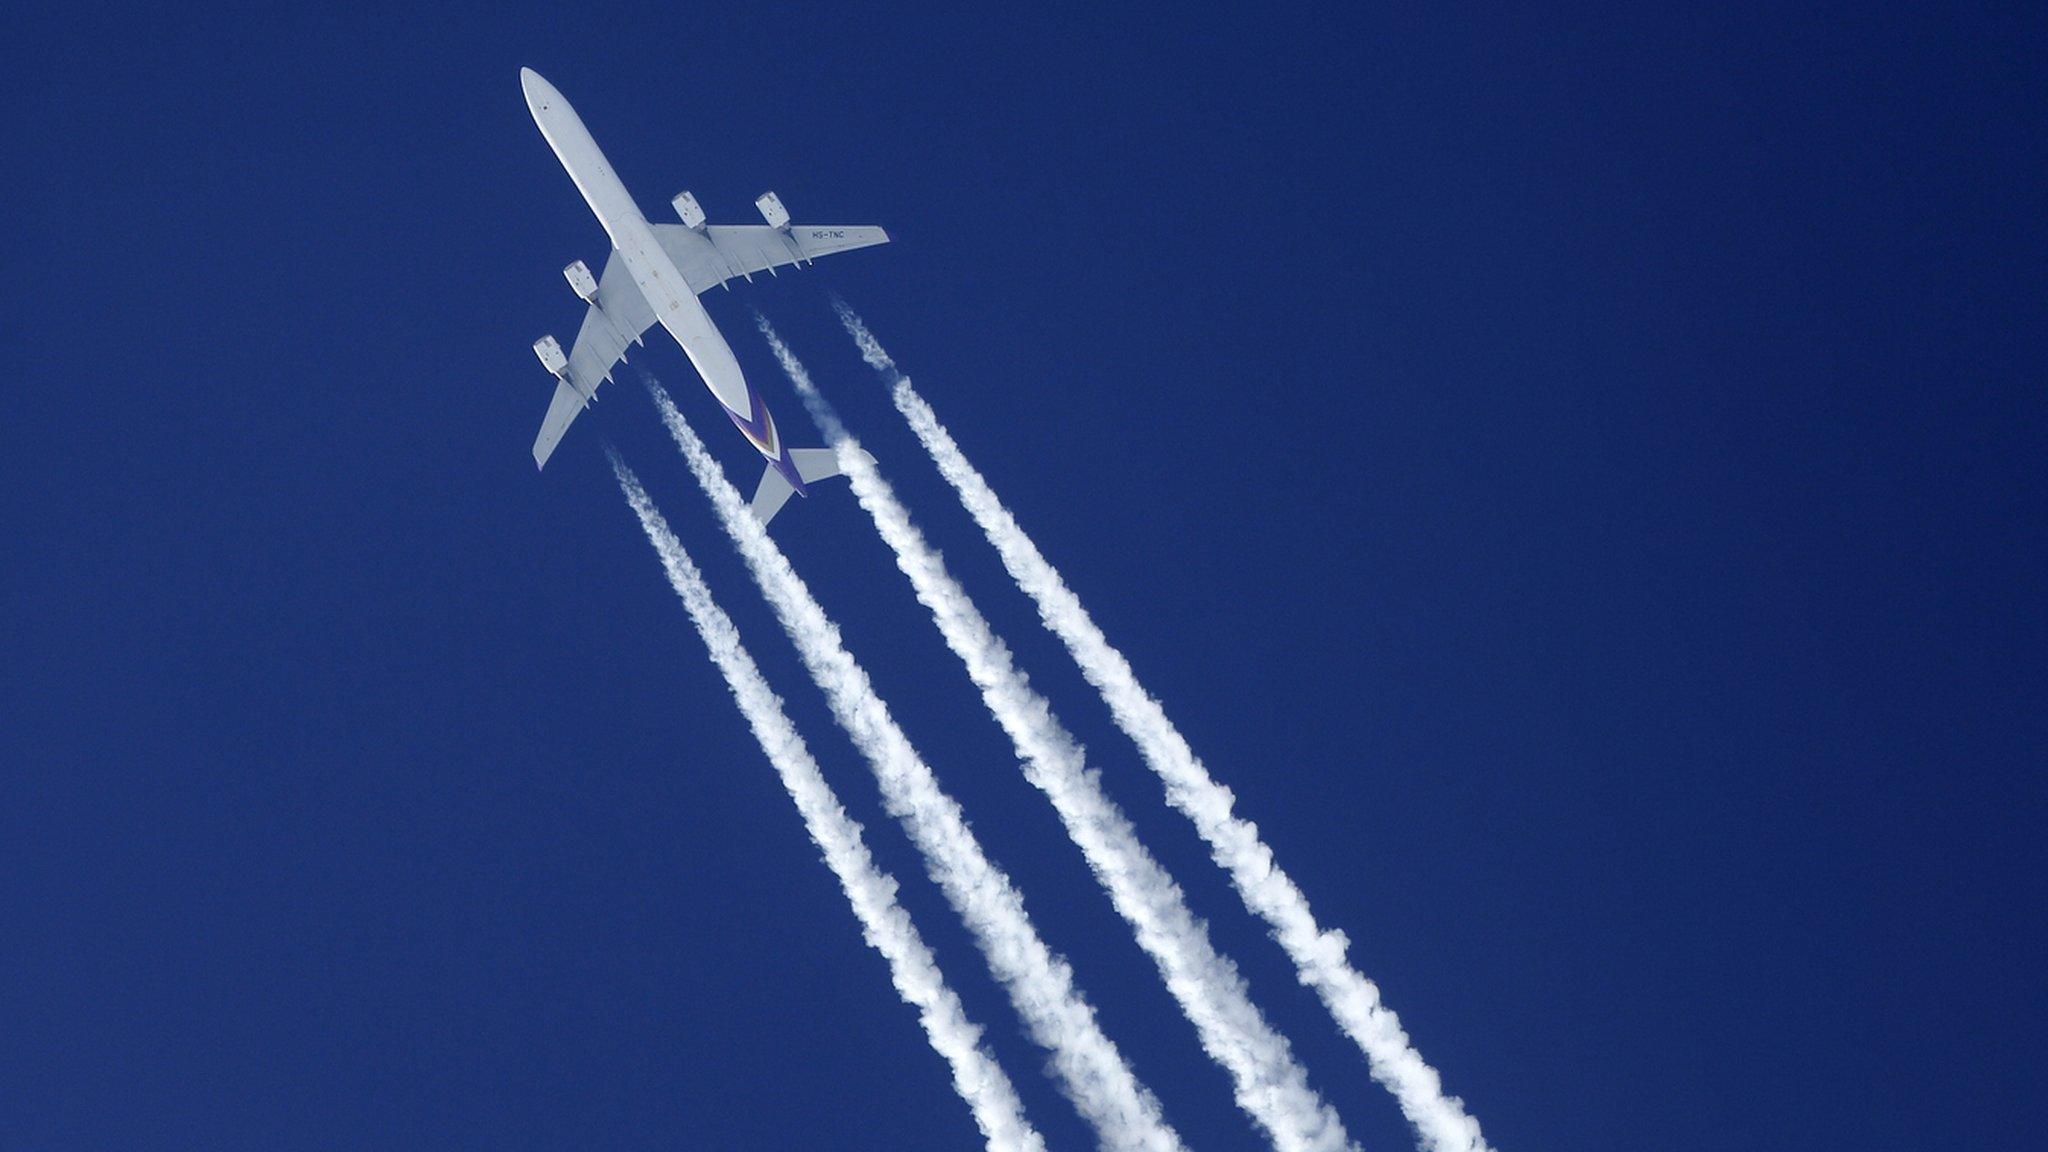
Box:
532, 250, 660, 468
652, 223, 890, 295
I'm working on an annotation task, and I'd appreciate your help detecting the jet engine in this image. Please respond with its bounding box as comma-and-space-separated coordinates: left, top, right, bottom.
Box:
671, 190, 706, 230
562, 260, 598, 304
533, 335, 568, 378
755, 190, 791, 230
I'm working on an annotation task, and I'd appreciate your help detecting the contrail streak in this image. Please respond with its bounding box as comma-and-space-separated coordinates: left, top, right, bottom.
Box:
608, 451, 1045, 1152
832, 301, 1494, 1152
760, 318, 1355, 1152
643, 379, 1185, 1152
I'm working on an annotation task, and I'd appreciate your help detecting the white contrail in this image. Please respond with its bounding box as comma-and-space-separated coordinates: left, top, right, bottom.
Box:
608, 452, 1045, 1152
759, 318, 1355, 1152
832, 302, 1494, 1152
643, 380, 1184, 1152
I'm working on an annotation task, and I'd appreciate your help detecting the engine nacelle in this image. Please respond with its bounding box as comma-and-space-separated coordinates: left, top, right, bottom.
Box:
533, 335, 568, 378
563, 260, 599, 304
671, 190, 706, 230
755, 190, 790, 230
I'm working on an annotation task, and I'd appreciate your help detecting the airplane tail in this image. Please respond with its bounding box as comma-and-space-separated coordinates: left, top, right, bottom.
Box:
750, 447, 867, 527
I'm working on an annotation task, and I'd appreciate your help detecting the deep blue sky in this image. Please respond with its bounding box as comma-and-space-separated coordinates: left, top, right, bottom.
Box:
4, 4, 2042, 1149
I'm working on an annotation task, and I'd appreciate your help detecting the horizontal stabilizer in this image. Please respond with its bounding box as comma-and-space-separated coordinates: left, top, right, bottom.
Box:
790, 447, 844, 484
751, 465, 798, 527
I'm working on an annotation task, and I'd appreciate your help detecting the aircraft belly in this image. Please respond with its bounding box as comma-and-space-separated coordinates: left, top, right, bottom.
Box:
602, 225, 751, 416
651, 289, 752, 415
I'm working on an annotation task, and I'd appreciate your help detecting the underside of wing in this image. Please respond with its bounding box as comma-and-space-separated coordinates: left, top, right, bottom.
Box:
653, 223, 890, 294
787, 225, 892, 262
532, 250, 658, 469
532, 380, 589, 470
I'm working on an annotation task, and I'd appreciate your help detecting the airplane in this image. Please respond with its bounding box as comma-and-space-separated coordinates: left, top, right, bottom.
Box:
520, 68, 889, 524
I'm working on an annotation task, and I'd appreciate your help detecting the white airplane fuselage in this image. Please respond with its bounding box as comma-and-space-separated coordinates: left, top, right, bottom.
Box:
521, 69, 802, 493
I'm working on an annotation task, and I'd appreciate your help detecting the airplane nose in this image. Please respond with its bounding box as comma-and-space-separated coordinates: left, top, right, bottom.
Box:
519, 67, 551, 107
